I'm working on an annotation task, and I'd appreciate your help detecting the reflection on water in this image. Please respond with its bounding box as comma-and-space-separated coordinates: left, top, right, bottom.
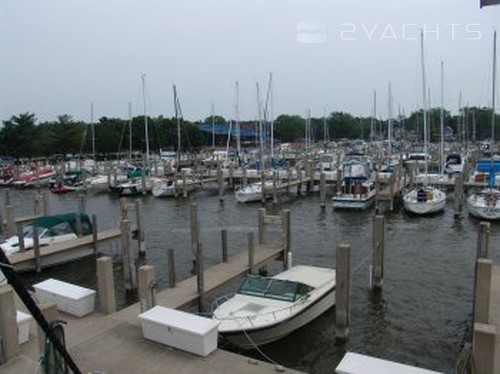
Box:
8, 188, 500, 373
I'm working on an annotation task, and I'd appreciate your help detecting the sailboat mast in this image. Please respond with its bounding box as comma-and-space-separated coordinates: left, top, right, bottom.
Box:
128, 102, 132, 163
211, 103, 215, 149
491, 30, 497, 158
371, 91, 376, 143
141, 74, 149, 167
420, 30, 429, 179
388, 82, 392, 163
91, 102, 95, 167
173, 84, 181, 169
440, 61, 444, 175
256, 82, 263, 169
235, 81, 241, 158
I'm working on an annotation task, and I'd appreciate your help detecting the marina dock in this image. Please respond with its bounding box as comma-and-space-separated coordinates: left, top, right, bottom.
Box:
0, 207, 298, 373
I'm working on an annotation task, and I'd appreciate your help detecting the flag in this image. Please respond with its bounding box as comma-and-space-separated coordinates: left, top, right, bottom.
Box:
481, 0, 500, 7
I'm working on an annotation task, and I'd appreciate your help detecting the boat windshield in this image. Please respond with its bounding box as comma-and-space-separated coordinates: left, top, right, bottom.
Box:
238, 275, 313, 302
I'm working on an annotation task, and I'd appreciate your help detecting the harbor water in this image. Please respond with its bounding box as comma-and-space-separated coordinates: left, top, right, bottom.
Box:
6, 187, 500, 374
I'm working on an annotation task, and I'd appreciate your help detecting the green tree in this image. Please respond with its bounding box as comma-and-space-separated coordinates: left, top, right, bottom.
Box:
0, 112, 38, 157
274, 115, 305, 142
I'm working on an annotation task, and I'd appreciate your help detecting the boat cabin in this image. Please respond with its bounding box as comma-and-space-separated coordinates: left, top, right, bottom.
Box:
238, 275, 313, 302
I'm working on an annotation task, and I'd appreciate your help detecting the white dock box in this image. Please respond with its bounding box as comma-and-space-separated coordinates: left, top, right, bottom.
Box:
138, 306, 219, 357
33, 278, 96, 317
16, 311, 33, 344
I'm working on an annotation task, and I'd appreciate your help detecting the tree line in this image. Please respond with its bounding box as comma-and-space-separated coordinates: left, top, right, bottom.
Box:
1, 107, 497, 159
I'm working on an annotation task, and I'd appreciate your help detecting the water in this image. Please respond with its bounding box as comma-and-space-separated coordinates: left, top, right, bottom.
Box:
7, 187, 500, 374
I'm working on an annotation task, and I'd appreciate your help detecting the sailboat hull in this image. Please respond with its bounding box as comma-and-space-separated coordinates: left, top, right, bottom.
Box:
467, 189, 500, 220
403, 187, 446, 215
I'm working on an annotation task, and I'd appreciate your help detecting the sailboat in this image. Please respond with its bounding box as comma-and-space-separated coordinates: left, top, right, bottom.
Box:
403, 31, 447, 215
467, 31, 500, 220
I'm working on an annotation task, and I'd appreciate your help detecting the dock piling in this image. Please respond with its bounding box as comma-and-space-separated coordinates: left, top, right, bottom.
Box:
472, 323, 496, 374
477, 221, 491, 259
258, 208, 266, 244
0, 285, 20, 363
120, 218, 133, 291
282, 209, 291, 269
92, 214, 98, 257
221, 229, 228, 263
474, 258, 493, 325
138, 265, 156, 312
168, 248, 176, 287
248, 232, 256, 275
196, 243, 205, 313
320, 172, 326, 208
37, 303, 59, 361
335, 243, 351, 342
97, 256, 116, 314
371, 215, 385, 290
33, 225, 41, 273
16, 222, 25, 252
135, 200, 146, 258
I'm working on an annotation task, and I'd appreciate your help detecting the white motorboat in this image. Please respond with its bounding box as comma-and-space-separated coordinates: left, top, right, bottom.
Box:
403, 186, 447, 215
152, 171, 200, 198
332, 156, 375, 210
212, 265, 336, 349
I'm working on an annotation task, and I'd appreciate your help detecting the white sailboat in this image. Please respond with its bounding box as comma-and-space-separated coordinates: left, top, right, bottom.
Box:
403, 31, 447, 215
467, 31, 500, 220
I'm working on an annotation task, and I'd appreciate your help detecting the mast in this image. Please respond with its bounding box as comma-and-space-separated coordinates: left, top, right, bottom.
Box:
90, 102, 95, 168
211, 103, 215, 149
141, 74, 149, 167
235, 81, 241, 158
420, 30, 429, 179
256, 82, 263, 169
491, 30, 497, 170
388, 82, 392, 163
371, 90, 376, 143
128, 102, 132, 163
173, 84, 181, 169
440, 61, 444, 175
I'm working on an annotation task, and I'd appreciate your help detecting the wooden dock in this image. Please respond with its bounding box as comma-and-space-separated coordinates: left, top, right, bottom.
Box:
8, 225, 138, 272
375, 165, 409, 211
0, 208, 298, 374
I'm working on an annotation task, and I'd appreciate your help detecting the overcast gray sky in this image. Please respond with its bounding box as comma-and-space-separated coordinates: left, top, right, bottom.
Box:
1, 0, 499, 123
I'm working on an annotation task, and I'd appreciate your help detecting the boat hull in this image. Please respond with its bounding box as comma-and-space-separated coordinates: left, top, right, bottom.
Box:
221, 286, 335, 349
403, 188, 446, 215
332, 192, 375, 210
467, 190, 500, 220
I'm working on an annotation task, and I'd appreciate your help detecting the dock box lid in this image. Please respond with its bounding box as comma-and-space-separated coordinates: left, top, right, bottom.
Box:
34, 278, 96, 300
138, 306, 219, 334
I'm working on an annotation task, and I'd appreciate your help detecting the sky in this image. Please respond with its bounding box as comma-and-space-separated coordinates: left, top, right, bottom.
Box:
1, 0, 499, 123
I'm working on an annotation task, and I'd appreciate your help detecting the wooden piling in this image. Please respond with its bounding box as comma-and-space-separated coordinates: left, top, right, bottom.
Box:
42, 192, 49, 216
182, 169, 188, 198
217, 162, 224, 201
92, 214, 98, 257
190, 203, 199, 257
0, 285, 20, 361
248, 231, 255, 275
335, 243, 351, 342
258, 208, 266, 244
221, 229, 228, 263
336, 167, 342, 196
78, 193, 86, 214
16, 222, 25, 252
477, 221, 490, 259
135, 200, 146, 258
138, 265, 156, 312
168, 248, 176, 287
282, 209, 291, 269
371, 215, 385, 290
96, 256, 116, 314
120, 218, 133, 291
474, 258, 492, 324
272, 171, 278, 204
75, 212, 82, 237
4, 189, 14, 237
320, 172, 326, 208
454, 173, 464, 216
196, 243, 205, 313
242, 165, 248, 187
33, 193, 42, 216
33, 225, 41, 273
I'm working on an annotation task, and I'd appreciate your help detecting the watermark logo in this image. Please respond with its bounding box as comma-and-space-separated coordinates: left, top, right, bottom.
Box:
297, 20, 328, 44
